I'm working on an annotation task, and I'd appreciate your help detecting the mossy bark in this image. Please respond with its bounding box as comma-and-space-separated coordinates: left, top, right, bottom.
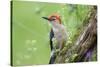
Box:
55, 6, 97, 63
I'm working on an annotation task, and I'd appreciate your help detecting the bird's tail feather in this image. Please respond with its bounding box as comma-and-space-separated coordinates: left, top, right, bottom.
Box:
49, 55, 56, 64
49, 50, 56, 64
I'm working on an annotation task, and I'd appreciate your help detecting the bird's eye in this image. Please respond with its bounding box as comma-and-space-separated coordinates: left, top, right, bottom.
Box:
52, 18, 56, 21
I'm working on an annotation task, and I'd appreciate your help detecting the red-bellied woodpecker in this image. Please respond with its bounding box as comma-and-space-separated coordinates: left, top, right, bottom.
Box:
42, 14, 67, 64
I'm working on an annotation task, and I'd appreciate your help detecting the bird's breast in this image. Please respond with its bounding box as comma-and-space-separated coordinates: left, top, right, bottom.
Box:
53, 27, 67, 41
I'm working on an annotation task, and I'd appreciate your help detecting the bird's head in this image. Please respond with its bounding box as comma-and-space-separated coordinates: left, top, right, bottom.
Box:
42, 14, 62, 24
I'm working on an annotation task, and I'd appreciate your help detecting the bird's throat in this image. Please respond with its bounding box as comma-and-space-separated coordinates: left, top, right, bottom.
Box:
51, 21, 61, 29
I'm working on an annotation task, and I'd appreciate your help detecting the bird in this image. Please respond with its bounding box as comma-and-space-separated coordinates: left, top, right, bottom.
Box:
42, 14, 67, 64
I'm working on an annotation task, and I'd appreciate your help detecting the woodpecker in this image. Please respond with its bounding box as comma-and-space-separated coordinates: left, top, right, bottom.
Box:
42, 14, 67, 64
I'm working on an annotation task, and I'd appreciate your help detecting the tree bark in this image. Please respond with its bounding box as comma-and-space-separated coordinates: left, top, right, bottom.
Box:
73, 6, 97, 62
55, 6, 97, 63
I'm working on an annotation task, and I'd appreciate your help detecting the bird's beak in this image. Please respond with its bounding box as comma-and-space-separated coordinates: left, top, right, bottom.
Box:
42, 17, 50, 21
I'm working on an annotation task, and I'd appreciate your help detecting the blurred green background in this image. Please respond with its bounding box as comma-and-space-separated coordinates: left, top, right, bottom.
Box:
12, 1, 92, 65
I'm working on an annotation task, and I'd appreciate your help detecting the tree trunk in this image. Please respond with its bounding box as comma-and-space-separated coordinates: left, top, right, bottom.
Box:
55, 6, 97, 63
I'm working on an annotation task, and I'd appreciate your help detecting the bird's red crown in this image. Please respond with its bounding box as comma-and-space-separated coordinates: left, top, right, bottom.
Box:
48, 14, 62, 24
